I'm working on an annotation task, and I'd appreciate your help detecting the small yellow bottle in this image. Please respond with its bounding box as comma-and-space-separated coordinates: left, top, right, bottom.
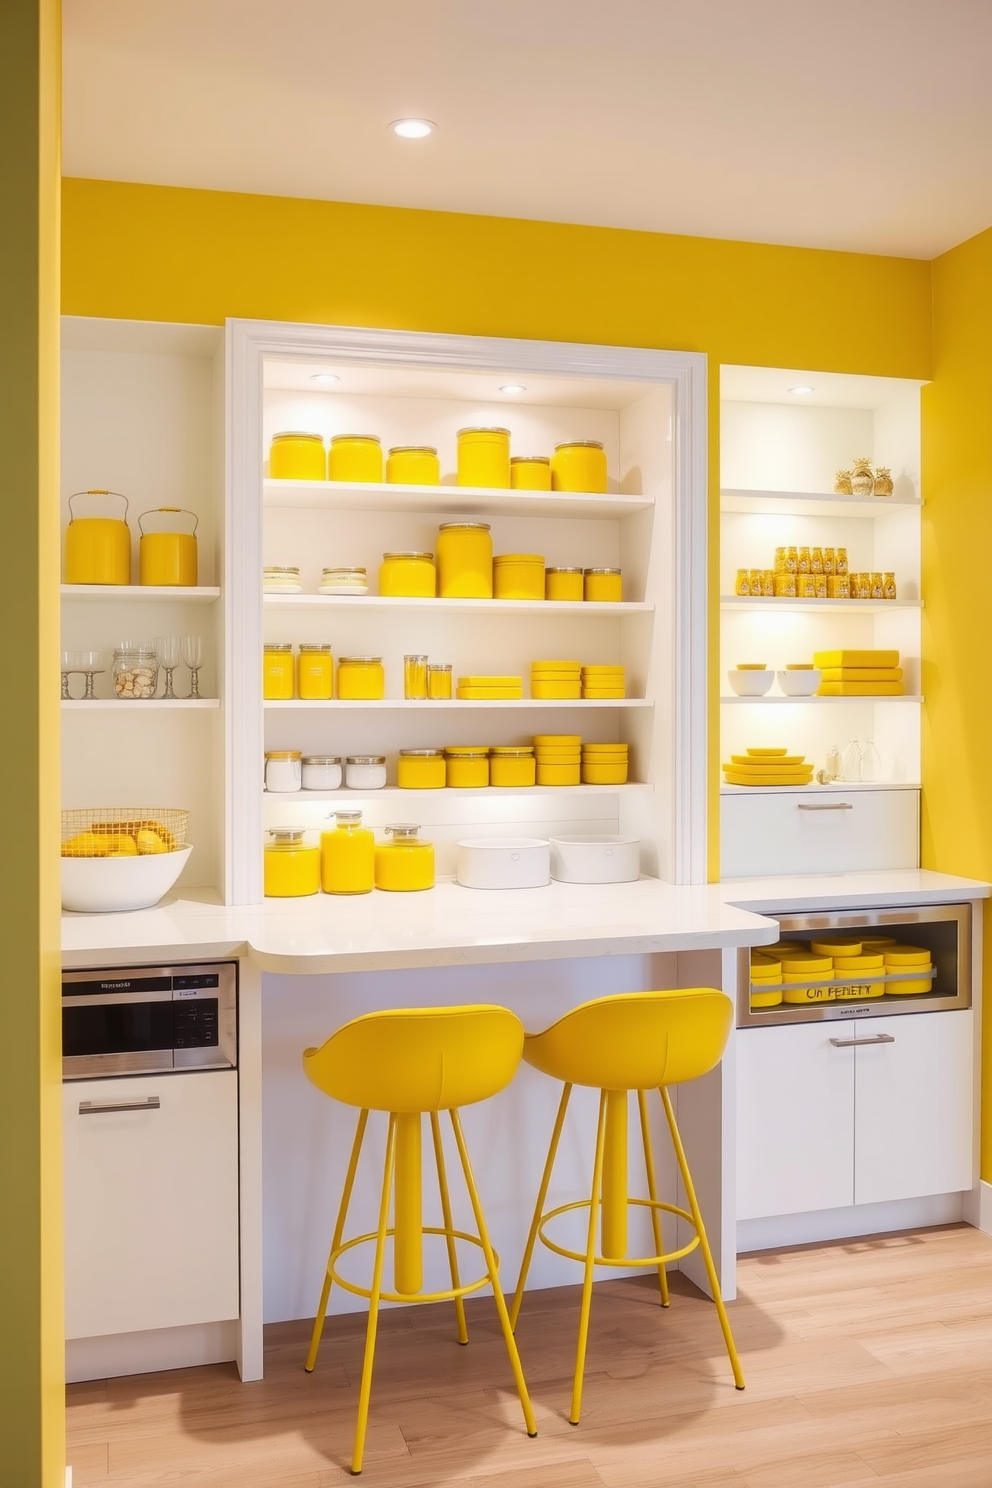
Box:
320, 810, 375, 895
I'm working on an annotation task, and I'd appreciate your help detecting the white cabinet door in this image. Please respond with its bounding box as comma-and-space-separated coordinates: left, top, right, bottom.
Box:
63, 1070, 240, 1340
853, 1011, 974, 1205
737, 1025, 855, 1220
722, 788, 919, 878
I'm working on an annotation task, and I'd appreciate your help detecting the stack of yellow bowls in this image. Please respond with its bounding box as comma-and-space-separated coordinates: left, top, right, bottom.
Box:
581, 742, 628, 784
581, 664, 626, 699
831, 948, 884, 999
780, 952, 834, 1004
533, 734, 581, 786
531, 660, 581, 700
457, 675, 523, 700
749, 953, 782, 1008
882, 943, 934, 995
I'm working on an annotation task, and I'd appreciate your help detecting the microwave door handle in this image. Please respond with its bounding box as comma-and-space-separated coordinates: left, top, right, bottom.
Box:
78, 1096, 162, 1115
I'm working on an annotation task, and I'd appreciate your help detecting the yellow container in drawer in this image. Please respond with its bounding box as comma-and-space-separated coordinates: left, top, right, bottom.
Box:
780, 954, 834, 1004
883, 945, 934, 995
832, 952, 885, 1000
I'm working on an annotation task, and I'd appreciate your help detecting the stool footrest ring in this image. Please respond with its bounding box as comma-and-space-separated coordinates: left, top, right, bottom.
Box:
329, 1226, 497, 1304
538, 1197, 701, 1268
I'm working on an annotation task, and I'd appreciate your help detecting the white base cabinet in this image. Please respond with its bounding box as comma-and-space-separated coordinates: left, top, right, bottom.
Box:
722, 786, 920, 879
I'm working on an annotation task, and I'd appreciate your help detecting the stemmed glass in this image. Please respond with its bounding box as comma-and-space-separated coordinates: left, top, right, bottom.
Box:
61, 651, 75, 699
61, 650, 106, 699
181, 635, 204, 699
155, 635, 182, 700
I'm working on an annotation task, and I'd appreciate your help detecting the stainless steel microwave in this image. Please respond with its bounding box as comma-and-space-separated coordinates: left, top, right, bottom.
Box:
62, 961, 238, 1079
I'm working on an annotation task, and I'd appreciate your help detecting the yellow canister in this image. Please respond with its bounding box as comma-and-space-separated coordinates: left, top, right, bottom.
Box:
374, 825, 435, 891
810, 938, 864, 958
510, 456, 552, 491
489, 747, 536, 788
551, 440, 608, 494
545, 566, 584, 601
263, 643, 295, 700
437, 522, 493, 599
297, 643, 334, 700
379, 551, 436, 598
493, 554, 545, 601
457, 427, 510, 488
427, 663, 452, 699
444, 748, 489, 788
386, 445, 440, 485
64, 490, 132, 586
337, 656, 385, 700
750, 985, 783, 1008
581, 760, 628, 785
320, 811, 375, 895
397, 749, 446, 789
138, 508, 198, 587
584, 567, 623, 602
883, 945, 933, 995
269, 432, 326, 481
536, 761, 581, 786
329, 435, 383, 484
264, 830, 320, 897
780, 954, 834, 1004
832, 951, 885, 1000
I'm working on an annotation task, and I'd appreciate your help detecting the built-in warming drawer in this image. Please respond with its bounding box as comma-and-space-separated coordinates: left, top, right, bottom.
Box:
721, 786, 919, 879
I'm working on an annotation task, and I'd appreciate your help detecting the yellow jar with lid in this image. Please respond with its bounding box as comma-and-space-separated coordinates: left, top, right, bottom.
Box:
444, 748, 490, 788
397, 749, 446, 789
263, 643, 295, 700
493, 554, 545, 601
269, 432, 326, 481
457, 427, 510, 488
403, 655, 428, 700
320, 810, 375, 895
510, 456, 552, 491
374, 825, 435, 891
428, 663, 452, 699
379, 551, 436, 598
297, 643, 333, 700
832, 951, 886, 1000
584, 567, 623, 603
551, 440, 607, 494
545, 566, 584, 602
437, 522, 493, 599
336, 656, 385, 701
386, 446, 440, 485
780, 954, 835, 1004
264, 830, 320, 897
328, 435, 383, 484
489, 746, 536, 787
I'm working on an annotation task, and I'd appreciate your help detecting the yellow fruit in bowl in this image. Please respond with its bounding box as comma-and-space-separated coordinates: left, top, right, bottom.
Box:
62, 831, 111, 857
104, 835, 138, 856
136, 828, 168, 855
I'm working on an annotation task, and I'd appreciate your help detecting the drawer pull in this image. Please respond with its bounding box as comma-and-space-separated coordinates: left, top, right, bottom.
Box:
829, 1034, 895, 1048
79, 1096, 162, 1116
797, 803, 854, 812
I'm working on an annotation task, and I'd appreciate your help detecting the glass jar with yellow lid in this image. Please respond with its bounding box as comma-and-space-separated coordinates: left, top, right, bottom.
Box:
489, 746, 536, 788
263, 643, 295, 700
545, 566, 584, 602
264, 829, 320, 897
320, 810, 375, 894
336, 656, 385, 700
379, 551, 436, 598
551, 440, 607, 494
403, 655, 428, 700
444, 747, 490, 788
397, 749, 446, 789
386, 446, 440, 485
584, 567, 623, 603
457, 427, 510, 488
437, 522, 493, 598
328, 434, 383, 484
269, 432, 326, 482
510, 455, 552, 491
297, 643, 333, 700
374, 824, 435, 891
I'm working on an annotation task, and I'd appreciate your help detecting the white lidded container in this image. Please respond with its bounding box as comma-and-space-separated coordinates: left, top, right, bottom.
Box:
456, 838, 550, 890
549, 835, 640, 884
301, 755, 342, 790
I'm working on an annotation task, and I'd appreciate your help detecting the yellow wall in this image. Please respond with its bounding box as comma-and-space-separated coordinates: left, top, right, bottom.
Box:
922, 224, 992, 1181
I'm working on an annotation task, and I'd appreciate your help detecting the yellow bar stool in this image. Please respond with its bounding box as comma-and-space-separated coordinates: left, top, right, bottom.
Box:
510, 988, 744, 1424
303, 1004, 537, 1474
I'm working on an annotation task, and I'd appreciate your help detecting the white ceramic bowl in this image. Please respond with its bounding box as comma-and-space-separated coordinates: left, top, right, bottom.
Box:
727, 669, 774, 697
61, 845, 193, 913
456, 838, 550, 890
776, 668, 822, 697
549, 835, 640, 884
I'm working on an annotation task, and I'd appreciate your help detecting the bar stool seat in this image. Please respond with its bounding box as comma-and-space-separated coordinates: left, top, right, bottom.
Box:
303, 1004, 537, 1473
510, 987, 744, 1424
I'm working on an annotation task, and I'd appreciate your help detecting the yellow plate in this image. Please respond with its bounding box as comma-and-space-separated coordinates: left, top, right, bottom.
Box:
724, 774, 814, 787
533, 734, 581, 745
531, 661, 581, 672
731, 754, 804, 765
746, 747, 789, 757
459, 675, 522, 686
532, 684, 583, 699
457, 687, 523, 699
881, 945, 932, 965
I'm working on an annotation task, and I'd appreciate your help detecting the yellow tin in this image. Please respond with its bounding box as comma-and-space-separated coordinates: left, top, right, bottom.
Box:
337, 656, 385, 700
263, 643, 295, 700
584, 567, 623, 603
581, 760, 628, 785
269, 432, 326, 481
551, 440, 607, 494
437, 522, 493, 599
583, 687, 627, 699
493, 553, 545, 601
782, 974, 836, 1004
881, 945, 931, 965
329, 434, 383, 484
427, 663, 452, 699
397, 749, 446, 789
379, 551, 436, 598
264, 830, 320, 897
138, 507, 198, 587
444, 749, 490, 788
545, 566, 584, 601
750, 985, 783, 1009
374, 825, 435, 891
320, 811, 375, 895
810, 938, 863, 957
64, 490, 132, 586
489, 747, 536, 788
386, 445, 440, 485
831, 951, 885, 1000
510, 456, 552, 491
533, 681, 582, 700
457, 427, 510, 488
533, 734, 581, 745
536, 761, 581, 786
298, 643, 334, 700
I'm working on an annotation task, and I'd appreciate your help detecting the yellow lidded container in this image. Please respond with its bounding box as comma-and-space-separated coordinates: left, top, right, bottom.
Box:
489, 746, 536, 788
810, 938, 864, 958
138, 507, 198, 587
263, 643, 295, 700
883, 945, 934, 996
545, 566, 584, 601
584, 567, 623, 603
437, 522, 493, 599
533, 680, 582, 700
264, 829, 320, 897
297, 643, 334, 700
457, 427, 510, 488
780, 954, 834, 1004
374, 824, 436, 891
337, 656, 385, 700
64, 489, 132, 586
427, 663, 452, 699
750, 985, 784, 1008
581, 760, 628, 785
536, 760, 581, 786
397, 749, 446, 789
329, 434, 383, 484
320, 810, 375, 895
444, 748, 490, 788
510, 455, 552, 491
379, 551, 436, 598
493, 553, 545, 601
551, 440, 608, 494
269, 432, 326, 481
403, 654, 429, 700
831, 953, 885, 1000
386, 445, 440, 485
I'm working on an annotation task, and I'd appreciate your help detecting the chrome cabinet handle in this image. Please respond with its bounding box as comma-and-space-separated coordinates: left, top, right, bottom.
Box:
829, 1034, 895, 1048
78, 1096, 161, 1115
798, 803, 854, 812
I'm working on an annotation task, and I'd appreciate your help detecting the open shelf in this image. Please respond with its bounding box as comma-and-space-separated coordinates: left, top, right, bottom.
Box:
263, 594, 652, 616
721, 488, 922, 519
264, 698, 652, 711
263, 478, 654, 521
721, 694, 922, 705
61, 585, 221, 602
61, 698, 220, 710
265, 782, 651, 803
720, 596, 922, 613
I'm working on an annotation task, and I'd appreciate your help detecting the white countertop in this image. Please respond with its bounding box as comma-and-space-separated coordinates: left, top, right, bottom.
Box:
721, 868, 989, 914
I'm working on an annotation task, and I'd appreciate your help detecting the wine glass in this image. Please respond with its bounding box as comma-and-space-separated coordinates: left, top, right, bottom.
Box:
77, 650, 106, 700
181, 635, 204, 699
155, 635, 182, 700
61, 650, 76, 699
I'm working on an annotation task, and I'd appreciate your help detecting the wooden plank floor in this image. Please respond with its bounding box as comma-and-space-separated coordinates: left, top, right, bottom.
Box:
67, 1224, 992, 1487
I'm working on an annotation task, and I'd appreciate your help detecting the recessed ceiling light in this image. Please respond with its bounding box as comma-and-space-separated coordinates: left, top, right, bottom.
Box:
788, 385, 815, 395
390, 119, 435, 139
310, 373, 340, 385
499, 384, 527, 394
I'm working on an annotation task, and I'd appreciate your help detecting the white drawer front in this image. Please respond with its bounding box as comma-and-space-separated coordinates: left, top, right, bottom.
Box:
721, 788, 919, 878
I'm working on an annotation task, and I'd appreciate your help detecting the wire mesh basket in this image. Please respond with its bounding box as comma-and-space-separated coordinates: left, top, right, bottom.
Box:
60, 807, 190, 857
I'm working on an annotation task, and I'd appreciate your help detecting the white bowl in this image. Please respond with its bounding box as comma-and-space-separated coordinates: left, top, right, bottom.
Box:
776, 668, 822, 697
549, 835, 640, 884
61, 845, 193, 913
456, 838, 550, 890
727, 669, 774, 697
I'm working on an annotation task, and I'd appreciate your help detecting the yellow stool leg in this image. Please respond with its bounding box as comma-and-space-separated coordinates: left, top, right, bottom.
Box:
637, 1089, 670, 1308
394, 1111, 423, 1296
351, 1114, 397, 1474
510, 1082, 572, 1330
306, 1108, 369, 1373
571, 1089, 608, 1426
430, 1110, 469, 1345
660, 1087, 745, 1391
449, 1108, 538, 1439
601, 1089, 628, 1260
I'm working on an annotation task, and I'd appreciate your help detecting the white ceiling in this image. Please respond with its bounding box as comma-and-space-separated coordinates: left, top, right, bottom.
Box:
63, 0, 992, 259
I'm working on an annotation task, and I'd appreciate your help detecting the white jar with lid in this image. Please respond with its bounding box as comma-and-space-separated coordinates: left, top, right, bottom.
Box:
345, 755, 387, 790
265, 750, 303, 792
301, 756, 343, 790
